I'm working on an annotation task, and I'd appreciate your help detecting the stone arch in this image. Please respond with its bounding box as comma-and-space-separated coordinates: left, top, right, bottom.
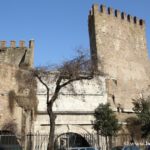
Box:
55, 125, 97, 148
1, 121, 18, 134
55, 124, 92, 135
55, 132, 91, 149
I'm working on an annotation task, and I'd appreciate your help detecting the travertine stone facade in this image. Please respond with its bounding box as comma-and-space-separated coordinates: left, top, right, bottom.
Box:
88, 4, 150, 111
34, 75, 107, 134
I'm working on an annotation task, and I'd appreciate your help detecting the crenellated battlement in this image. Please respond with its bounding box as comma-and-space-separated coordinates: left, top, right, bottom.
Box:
0, 40, 34, 49
89, 4, 145, 27
0, 40, 34, 67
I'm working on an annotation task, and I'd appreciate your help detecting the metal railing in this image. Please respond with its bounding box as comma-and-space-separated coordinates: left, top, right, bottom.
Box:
25, 133, 98, 150
0, 134, 22, 150
0, 133, 139, 150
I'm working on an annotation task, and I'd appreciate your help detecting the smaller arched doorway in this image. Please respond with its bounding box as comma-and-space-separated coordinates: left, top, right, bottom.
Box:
55, 132, 91, 150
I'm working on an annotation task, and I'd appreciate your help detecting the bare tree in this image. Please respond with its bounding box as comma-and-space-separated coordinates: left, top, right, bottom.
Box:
33, 51, 95, 150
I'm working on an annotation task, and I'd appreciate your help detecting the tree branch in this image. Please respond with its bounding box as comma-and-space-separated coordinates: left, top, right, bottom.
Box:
60, 75, 93, 88
35, 75, 50, 104
49, 76, 62, 106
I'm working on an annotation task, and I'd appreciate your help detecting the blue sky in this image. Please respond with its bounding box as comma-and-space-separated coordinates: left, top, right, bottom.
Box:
0, 0, 149, 66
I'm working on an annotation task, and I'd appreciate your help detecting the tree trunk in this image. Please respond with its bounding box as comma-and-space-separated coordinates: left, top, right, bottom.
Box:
106, 136, 108, 150
109, 136, 112, 150
47, 107, 56, 150
97, 131, 100, 150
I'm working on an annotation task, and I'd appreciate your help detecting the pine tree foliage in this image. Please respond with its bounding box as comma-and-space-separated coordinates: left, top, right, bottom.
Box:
133, 97, 150, 138
93, 103, 120, 137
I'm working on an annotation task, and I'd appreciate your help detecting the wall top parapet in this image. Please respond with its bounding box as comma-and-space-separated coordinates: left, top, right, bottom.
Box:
0, 40, 34, 49
89, 4, 145, 27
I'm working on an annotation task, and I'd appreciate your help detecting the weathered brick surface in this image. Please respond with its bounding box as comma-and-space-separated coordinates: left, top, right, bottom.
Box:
0, 64, 22, 134
89, 4, 150, 111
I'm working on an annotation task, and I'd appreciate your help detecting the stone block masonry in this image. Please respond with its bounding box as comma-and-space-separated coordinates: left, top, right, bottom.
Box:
88, 4, 150, 111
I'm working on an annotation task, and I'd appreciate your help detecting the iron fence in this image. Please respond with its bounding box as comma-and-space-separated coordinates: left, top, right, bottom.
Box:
0, 134, 22, 150
25, 133, 131, 150
0, 133, 145, 150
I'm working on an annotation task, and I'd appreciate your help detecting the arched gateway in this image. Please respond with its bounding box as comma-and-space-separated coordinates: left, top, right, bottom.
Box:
55, 132, 91, 150
54, 125, 97, 148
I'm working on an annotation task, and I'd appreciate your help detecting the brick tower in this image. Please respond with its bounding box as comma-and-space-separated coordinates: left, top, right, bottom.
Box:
88, 4, 150, 112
